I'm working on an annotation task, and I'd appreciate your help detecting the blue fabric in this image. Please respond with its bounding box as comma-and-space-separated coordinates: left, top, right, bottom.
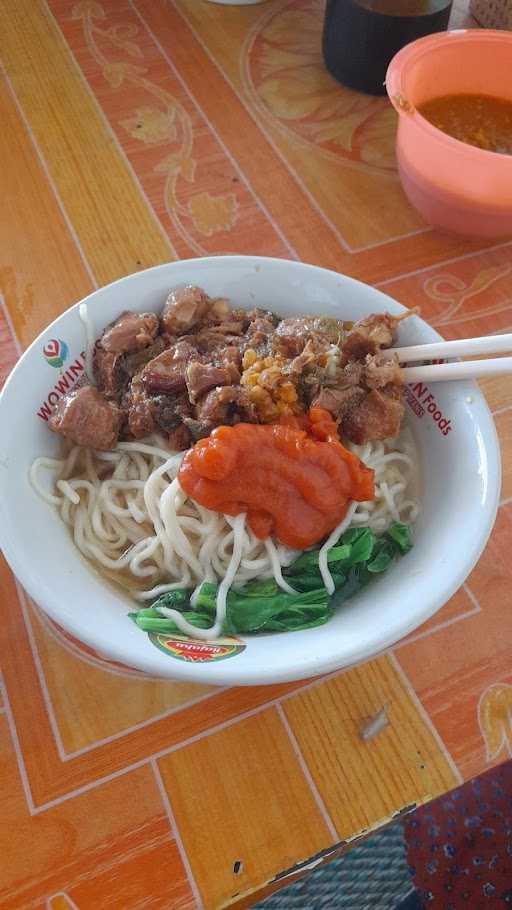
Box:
396, 890, 425, 910
254, 763, 512, 908
254, 821, 412, 909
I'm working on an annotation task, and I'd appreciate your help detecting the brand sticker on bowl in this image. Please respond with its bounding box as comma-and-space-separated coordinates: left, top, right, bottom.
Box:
148, 632, 246, 663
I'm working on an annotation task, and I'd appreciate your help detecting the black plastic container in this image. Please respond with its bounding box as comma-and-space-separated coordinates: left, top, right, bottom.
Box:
322, 0, 453, 96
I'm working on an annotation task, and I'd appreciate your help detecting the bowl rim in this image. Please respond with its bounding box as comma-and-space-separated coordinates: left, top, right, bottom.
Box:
0, 256, 502, 684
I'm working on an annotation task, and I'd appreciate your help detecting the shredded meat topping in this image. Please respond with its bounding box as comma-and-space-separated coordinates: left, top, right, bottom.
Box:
49, 285, 413, 451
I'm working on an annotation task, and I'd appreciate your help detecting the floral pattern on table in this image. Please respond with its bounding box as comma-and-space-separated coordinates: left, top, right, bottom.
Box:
50, 0, 293, 261
479, 684, 512, 763
381, 245, 512, 340
243, 0, 398, 173
73, 0, 241, 255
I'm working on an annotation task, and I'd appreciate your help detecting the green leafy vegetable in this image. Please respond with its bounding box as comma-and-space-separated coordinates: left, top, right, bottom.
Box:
238, 578, 280, 598
284, 527, 377, 579
330, 563, 370, 607
342, 527, 375, 565
129, 521, 413, 638
285, 544, 351, 576
128, 607, 213, 635
367, 538, 396, 574
141, 589, 189, 610
292, 572, 346, 592
196, 581, 330, 634
386, 522, 413, 555
130, 581, 331, 636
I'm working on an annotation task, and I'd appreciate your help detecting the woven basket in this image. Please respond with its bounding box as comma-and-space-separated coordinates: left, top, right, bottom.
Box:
470, 0, 512, 28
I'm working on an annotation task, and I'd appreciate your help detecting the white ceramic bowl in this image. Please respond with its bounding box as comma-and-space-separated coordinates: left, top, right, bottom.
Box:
0, 257, 501, 685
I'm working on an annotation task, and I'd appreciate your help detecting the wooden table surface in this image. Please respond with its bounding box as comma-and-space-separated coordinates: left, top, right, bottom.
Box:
2, 2, 512, 909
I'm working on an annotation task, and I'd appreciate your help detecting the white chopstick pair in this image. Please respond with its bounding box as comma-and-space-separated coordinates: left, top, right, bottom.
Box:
383, 333, 512, 383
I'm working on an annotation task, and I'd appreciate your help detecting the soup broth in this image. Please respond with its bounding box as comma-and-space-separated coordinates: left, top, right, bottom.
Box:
418, 93, 512, 155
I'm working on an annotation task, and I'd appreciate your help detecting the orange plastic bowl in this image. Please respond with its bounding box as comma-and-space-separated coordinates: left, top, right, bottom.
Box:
386, 30, 512, 239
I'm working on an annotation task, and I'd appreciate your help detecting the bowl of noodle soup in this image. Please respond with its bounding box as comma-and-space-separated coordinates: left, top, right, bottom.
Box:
0, 257, 500, 684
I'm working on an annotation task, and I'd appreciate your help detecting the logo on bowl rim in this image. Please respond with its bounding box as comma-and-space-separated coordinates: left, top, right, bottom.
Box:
404, 379, 453, 437
43, 339, 69, 369
148, 631, 245, 663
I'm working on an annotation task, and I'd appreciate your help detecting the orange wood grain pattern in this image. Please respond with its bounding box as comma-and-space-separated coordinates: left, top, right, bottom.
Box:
495, 409, 512, 500
134, 0, 343, 271
157, 708, 334, 908
0, 564, 307, 807
0, 76, 93, 347
479, 375, 512, 415
0, 716, 194, 909
398, 508, 512, 780
283, 656, 458, 839
0, 303, 19, 386
49, 0, 293, 262
0, 0, 175, 295
30, 604, 215, 755
1, 0, 510, 907
396, 584, 479, 647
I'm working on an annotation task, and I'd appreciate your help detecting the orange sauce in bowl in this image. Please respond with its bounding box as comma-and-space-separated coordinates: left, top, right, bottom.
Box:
418, 93, 512, 155
178, 409, 374, 550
